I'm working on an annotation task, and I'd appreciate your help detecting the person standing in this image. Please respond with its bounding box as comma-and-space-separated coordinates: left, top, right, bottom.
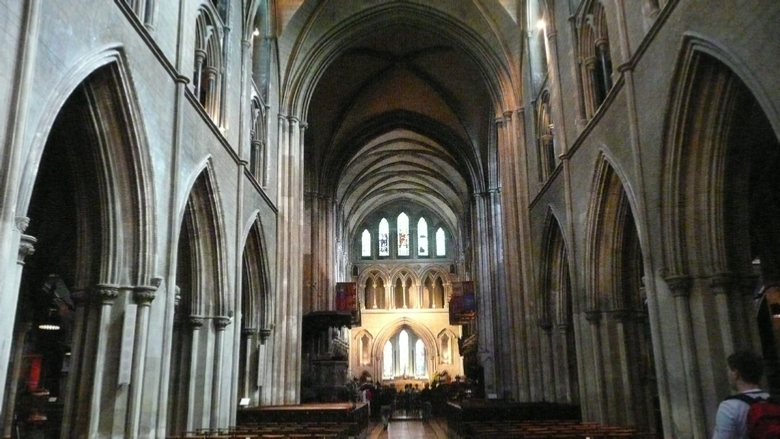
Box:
712, 350, 770, 439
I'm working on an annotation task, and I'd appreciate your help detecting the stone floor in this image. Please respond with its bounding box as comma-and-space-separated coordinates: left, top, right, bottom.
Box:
365, 417, 449, 439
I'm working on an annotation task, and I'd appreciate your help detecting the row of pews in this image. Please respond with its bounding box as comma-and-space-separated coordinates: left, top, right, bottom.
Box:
446, 400, 658, 439
166, 421, 354, 438
455, 419, 657, 438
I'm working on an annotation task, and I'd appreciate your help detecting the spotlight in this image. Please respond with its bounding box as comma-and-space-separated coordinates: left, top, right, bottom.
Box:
38, 308, 61, 331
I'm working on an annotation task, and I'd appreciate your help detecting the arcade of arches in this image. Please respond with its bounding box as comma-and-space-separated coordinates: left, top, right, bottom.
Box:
0, 1, 779, 438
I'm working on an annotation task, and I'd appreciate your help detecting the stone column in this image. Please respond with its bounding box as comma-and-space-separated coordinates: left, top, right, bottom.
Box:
186, 316, 204, 432
665, 274, 706, 435
556, 323, 572, 402
241, 328, 256, 401
612, 310, 635, 426
473, 192, 497, 397
586, 310, 606, 422
709, 272, 736, 356
2, 321, 32, 438
127, 283, 157, 438
60, 287, 88, 439
89, 285, 120, 437
211, 316, 231, 429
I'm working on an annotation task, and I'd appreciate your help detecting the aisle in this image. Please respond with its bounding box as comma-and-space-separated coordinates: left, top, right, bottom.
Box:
366, 418, 448, 439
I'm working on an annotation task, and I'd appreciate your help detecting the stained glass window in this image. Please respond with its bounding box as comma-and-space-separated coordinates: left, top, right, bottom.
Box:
383, 341, 393, 378
361, 229, 371, 257
399, 330, 409, 376
415, 340, 426, 377
397, 213, 409, 256
436, 228, 446, 256
417, 218, 428, 256
379, 218, 389, 256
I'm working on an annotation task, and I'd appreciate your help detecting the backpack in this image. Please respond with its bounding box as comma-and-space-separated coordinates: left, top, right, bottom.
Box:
726, 393, 780, 439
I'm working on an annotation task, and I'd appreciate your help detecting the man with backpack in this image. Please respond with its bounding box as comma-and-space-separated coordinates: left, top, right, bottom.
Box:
713, 350, 779, 438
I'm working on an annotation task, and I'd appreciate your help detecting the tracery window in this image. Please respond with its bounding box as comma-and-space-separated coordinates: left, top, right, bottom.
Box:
361, 229, 371, 257
397, 213, 410, 256
194, 6, 224, 121
415, 340, 426, 377
537, 90, 556, 181
381, 329, 427, 379
417, 218, 429, 256
250, 97, 266, 183
436, 228, 446, 256
576, 0, 613, 118
378, 219, 389, 256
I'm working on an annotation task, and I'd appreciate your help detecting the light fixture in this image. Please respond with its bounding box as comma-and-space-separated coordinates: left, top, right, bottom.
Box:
536, 19, 546, 31
38, 308, 61, 331
252, 28, 260, 37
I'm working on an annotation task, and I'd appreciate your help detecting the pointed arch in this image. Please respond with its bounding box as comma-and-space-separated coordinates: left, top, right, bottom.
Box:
18, 49, 156, 288
242, 213, 272, 331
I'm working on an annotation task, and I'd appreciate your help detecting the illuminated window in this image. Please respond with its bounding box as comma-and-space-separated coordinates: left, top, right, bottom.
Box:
361, 229, 371, 257
379, 218, 389, 256
417, 218, 428, 256
436, 228, 446, 256
383, 341, 393, 378
399, 330, 409, 376
397, 213, 409, 256
415, 340, 426, 377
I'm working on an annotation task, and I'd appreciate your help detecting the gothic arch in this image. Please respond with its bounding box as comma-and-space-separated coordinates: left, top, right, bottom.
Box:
178, 160, 230, 317
241, 213, 272, 331
18, 48, 156, 288
584, 152, 640, 312
11, 56, 157, 438
280, 1, 519, 130
370, 317, 439, 379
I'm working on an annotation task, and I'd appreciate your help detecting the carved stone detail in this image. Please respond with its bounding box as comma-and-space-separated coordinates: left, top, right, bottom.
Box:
189, 316, 205, 329
258, 328, 272, 344
133, 285, 157, 305
214, 316, 231, 331
15, 216, 30, 233
664, 274, 693, 298
17, 234, 36, 265
242, 327, 257, 337
94, 284, 120, 304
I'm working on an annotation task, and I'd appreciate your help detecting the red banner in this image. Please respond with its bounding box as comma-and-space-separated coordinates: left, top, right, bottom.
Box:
449, 281, 476, 325
335, 282, 357, 312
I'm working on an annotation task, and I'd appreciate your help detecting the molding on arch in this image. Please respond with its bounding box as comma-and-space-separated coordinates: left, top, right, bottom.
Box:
278, 1, 517, 118
660, 34, 768, 277
19, 46, 156, 286
370, 316, 440, 376
178, 159, 231, 317
584, 152, 634, 312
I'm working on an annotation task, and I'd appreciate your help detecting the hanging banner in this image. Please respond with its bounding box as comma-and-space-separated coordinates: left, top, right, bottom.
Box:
335, 282, 357, 312
449, 281, 476, 325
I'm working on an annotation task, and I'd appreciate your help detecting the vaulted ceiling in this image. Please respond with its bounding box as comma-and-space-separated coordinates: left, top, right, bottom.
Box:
304, 21, 495, 239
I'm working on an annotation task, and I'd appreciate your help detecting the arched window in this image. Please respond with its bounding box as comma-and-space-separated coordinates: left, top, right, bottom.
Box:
397, 213, 409, 256
537, 90, 556, 181
194, 6, 223, 120
361, 229, 371, 257
415, 340, 426, 377
399, 330, 410, 376
417, 217, 428, 256
436, 228, 446, 256
576, 0, 613, 118
250, 97, 266, 183
378, 218, 389, 256
251, 0, 270, 100
383, 341, 393, 378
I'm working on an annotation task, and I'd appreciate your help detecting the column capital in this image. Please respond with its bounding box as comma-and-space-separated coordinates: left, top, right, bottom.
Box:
214, 316, 232, 331
242, 327, 257, 337
133, 284, 157, 305
664, 274, 693, 297
709, 272, 737, 295
585, 310, 602, 323
94, 284, 120, 304
17, 234, 36, 265
609, 309, 632, 322
189, 316, 205, 329
258, 328, 272, 344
